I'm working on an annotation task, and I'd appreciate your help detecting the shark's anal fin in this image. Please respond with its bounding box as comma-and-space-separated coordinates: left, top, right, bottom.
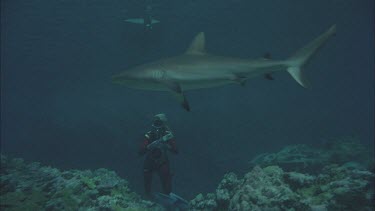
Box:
163, 81, 191, 111
264, 73, 274, 80
231, 74, 247, 86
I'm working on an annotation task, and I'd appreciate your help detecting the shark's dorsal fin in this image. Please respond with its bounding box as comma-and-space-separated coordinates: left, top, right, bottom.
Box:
185, 32, 206, 55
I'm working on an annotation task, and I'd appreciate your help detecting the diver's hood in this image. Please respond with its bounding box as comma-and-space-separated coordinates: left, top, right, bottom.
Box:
152, 113, 168, 128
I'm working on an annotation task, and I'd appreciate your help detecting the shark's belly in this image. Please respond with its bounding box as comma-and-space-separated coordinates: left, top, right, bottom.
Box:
118, 80, 168, 91
117, 75, 233, 91
180, 79, 233, 90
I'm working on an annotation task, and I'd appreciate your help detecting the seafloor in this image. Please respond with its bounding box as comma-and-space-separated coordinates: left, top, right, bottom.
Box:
1, 136, 374, 211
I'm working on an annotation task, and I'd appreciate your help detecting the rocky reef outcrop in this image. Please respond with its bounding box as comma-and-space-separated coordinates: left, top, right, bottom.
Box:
250, 136, 373, 173
190, 137, 375, 211
1, 136, 374, 211
0, 155, 163, 211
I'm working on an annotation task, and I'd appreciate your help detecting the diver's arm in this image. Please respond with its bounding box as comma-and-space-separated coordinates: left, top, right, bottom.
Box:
138, 139, 149, 155
167, 138, 178, 154
162, 131, 178, 154
138, 133, 151, 155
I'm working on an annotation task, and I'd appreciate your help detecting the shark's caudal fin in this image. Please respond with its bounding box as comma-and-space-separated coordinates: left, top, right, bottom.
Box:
287, 25, 336, 88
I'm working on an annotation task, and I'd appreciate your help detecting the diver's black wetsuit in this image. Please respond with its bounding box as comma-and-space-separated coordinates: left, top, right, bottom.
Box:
139, 128, 178, 195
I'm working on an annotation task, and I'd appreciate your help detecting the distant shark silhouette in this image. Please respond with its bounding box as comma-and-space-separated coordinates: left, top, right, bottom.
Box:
113, 25, 336, 111
124, 18, 160, 28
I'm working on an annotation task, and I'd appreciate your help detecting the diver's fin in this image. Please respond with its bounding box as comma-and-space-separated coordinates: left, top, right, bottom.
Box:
164, 81, 190, 111
169, 193, 189, 205
153, 192, 189, 210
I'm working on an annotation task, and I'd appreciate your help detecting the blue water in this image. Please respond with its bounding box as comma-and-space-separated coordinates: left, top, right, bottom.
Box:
1, 0, 374, 198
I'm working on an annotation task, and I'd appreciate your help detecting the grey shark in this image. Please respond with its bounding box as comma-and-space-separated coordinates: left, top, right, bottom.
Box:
124, 18, 160, 26
113, 25, 336, 111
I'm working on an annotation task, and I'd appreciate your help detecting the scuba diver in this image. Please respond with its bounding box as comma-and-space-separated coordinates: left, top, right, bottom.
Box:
138, 113, 178, 196
124, 0, 160, 31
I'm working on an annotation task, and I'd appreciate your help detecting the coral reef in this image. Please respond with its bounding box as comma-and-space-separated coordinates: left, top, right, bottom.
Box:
250, 136, 373, 173
228, 166, 308, 211
0, 155, 163, 211
301, 163, 374, 210
190, 138, 375, 211
1, 137, 374, 211
190, 163, 374, 211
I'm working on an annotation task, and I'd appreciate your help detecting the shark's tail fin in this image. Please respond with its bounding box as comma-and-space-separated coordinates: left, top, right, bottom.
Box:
286, 25, 336, 88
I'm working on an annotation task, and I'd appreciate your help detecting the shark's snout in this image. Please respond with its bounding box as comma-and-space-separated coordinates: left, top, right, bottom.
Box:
111, 74, 129, 84
112, 71, 143, 85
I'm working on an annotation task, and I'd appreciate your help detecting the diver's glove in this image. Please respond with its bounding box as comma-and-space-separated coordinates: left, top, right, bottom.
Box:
147, 132, 174, 150
162, 132, 174, 142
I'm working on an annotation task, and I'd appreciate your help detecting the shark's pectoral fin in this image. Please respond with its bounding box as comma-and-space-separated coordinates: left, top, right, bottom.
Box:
177, 94, 190, 111
163, 81, 191, 111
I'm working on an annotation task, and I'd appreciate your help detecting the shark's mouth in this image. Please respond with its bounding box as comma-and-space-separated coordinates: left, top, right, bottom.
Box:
111, 75, 128, 84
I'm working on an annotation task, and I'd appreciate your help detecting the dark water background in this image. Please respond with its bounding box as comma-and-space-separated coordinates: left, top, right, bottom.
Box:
1, 0, 374, 199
